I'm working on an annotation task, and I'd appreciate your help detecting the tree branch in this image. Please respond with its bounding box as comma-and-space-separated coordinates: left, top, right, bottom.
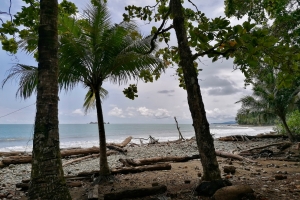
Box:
145, 7, 172, 54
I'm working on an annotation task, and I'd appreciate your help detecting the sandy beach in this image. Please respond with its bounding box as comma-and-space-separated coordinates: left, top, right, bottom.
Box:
1, 137, 300, 199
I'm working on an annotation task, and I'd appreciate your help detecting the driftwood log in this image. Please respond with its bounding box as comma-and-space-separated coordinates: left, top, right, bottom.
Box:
218, 134, 288, 141
104, 185, 167, 200
76, 163, 172, 177
215, 151, 256, 163
119, 155, 199, 167
62, 154, 99, 167
1, 149, 117, 166
111, 163, 171, 174
239, 142, 292, 155
108, 136, 132, 148
106, 145, 127, 153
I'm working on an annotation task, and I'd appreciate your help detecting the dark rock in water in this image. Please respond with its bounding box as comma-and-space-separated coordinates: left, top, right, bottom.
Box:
195, 179, 232, 196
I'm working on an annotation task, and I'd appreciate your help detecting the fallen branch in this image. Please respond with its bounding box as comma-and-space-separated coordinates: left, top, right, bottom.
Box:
119, 155, 199, 167
174, 116, 184, 140
106, 145, 127, 153
218, 134, 288, 141
77, 163, 172, 177
215, 150, 256, 163
62, 154, 99, 167
104, 185, 167, 200
239, 142, 292, 154
1, 149, 117, 166
109, 136, 132, 148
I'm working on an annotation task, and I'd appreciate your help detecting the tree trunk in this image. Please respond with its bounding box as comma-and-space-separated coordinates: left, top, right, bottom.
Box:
279, 114, 295, 142
170, 0, 221, 181
95, 88, 111, 176
28, 0, 71, 199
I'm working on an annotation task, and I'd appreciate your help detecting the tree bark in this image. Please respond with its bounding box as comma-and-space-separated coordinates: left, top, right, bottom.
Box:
95, 88, 111, 176
170, 0, 221, 181
28, 0, 71, 199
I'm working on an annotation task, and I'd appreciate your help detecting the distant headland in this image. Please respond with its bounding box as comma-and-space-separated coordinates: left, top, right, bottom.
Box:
89, 122, 110, 124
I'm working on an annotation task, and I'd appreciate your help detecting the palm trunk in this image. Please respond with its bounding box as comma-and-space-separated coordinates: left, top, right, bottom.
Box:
279, 114, 295, 142
28, 0, 71, 199
95, 88, 111, 176
170, 0, 221, 181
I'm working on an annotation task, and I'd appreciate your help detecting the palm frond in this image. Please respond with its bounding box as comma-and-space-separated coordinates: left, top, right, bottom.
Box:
2, 64, 38, 99
83, 87, 108, 113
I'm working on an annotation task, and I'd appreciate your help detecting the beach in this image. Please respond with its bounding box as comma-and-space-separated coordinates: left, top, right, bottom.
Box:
1, 136, 300, 199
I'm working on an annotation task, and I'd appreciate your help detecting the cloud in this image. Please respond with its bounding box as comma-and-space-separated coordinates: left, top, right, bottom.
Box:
72, 109, 84, 116
201, 76, 241, 96
108, 107, 125, 118
207, 86, 240, 95
206, 107, 236, 122
157, 90, 175, 94
137, 107, 171, 119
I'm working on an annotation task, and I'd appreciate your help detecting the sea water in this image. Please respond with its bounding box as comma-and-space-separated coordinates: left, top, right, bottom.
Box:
0, 124, 274, 152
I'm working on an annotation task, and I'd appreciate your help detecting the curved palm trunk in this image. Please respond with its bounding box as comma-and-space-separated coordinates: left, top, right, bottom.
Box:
171, 0, 221, 181
95, 88, 111, 176
28, 0, 71, 199
279, 114, 296, 142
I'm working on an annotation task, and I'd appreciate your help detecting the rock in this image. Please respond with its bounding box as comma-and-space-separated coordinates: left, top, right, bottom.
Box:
195, 179, 232, 197
184, 180, 191, 184
223, 166, 236, 174
275, 174, 287, 180
152, 182, 159, 187
213, 185, 254, 200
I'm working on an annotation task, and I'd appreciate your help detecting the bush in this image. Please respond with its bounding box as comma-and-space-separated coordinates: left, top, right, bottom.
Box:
274, 110, 300, 136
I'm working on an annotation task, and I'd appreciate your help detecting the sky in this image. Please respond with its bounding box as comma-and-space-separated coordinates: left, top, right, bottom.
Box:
0, 0, 252, 124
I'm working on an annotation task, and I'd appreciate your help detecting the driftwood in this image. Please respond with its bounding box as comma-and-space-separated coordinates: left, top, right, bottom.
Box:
215, 150, 256, 163
174, 116, 184, 140
109, 136, 132, 148
1, 149, 117, 166
62, 154, 99, 167
111, 163, 171, 174
239, 142, 292, 154
218, 134, 288, 141
104, 185, 167, 200
76, 163, 172, 177
106, 145, 127, 153
0, 151, 29, 157
16, 181, 83, 191
119, 155, 199, 167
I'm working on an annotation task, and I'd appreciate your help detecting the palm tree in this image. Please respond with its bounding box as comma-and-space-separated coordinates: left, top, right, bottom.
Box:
2, 1, 164, 176
28, 0, 71, 198
236, 71, 300, 142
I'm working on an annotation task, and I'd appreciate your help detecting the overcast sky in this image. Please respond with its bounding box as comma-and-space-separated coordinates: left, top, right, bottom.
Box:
0, 0, 252, 124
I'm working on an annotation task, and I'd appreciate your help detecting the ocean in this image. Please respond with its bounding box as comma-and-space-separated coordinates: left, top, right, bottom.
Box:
0, 124, 274, 152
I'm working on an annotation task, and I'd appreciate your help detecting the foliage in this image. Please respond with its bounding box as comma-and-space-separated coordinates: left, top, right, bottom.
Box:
235, 108, 277, 125
225, 0, 300, 87
0, 0, 77, 58
236, 65, 300, 141
275, 110, 300, 136
123, 1, 279, 89
123, 84, 138, 100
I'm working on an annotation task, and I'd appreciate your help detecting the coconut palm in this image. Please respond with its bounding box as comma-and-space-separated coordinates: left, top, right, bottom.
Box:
2, 1, 164, 176
236, 71, 300, 142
